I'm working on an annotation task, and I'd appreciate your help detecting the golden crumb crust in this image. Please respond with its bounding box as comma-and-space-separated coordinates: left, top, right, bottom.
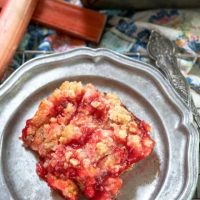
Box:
21, 81, 155, 200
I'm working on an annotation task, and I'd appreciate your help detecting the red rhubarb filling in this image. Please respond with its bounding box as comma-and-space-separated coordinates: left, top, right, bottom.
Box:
21, 81, 155, 200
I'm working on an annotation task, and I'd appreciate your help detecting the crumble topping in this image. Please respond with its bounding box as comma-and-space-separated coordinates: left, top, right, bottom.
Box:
21, 81, 155, 200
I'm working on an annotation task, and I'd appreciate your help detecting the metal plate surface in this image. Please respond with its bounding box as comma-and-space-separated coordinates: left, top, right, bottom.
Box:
0, 48, 199, 200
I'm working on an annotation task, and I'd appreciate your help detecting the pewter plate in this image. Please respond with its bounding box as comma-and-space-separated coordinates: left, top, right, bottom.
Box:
0, 48, 199, 200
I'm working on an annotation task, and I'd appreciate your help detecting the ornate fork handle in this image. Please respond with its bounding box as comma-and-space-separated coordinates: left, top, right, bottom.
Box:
156, 54, 190, 104
147, 31, 200, 129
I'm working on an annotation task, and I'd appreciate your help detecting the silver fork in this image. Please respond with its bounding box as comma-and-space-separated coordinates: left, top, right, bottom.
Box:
147, 30, 200, 130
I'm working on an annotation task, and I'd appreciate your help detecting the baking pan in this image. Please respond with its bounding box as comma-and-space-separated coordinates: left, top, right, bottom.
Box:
0, 48, 199, 200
